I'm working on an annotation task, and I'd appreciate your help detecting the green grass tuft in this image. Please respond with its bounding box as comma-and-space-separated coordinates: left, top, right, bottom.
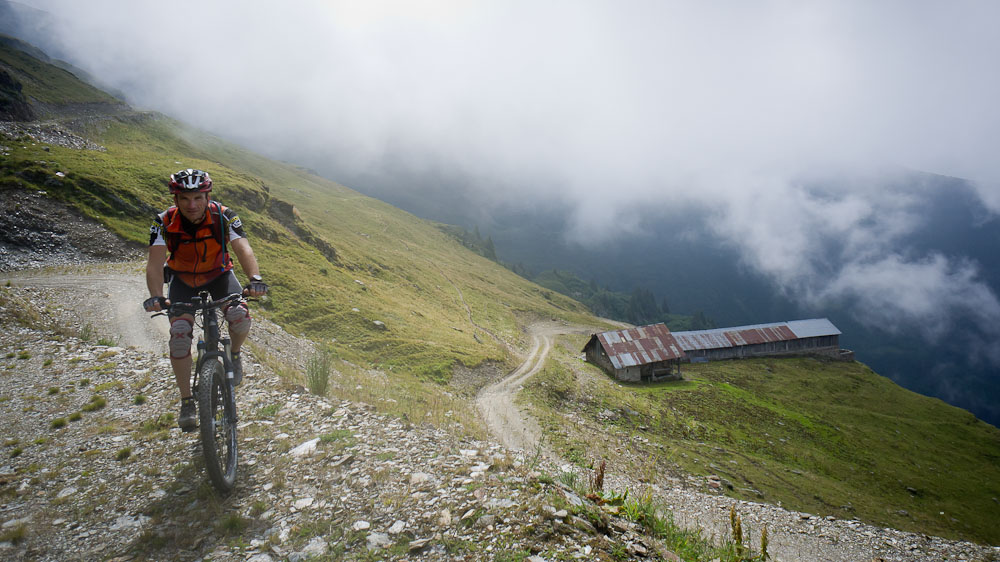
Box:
81, 395, 107, 412
215, 513, 249, 535
257, 403, 280, 419
0, 524, 27, 545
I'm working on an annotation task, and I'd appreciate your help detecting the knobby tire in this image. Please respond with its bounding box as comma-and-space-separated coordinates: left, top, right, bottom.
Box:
197, 357, 238, 493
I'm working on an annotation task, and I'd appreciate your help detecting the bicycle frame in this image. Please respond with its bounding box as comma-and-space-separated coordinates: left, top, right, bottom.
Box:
161, 290, 243, 493
190, 291, 236, 393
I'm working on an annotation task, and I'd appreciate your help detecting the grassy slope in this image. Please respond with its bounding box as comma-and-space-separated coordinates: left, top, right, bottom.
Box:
3, 114, 595, 377
523, 334, 1000, 544
0, 38, 120, 106
3, 41, 999, 546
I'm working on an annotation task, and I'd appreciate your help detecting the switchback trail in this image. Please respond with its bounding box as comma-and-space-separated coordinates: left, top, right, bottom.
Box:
475, 329, 550, 453
476, 321, 589, 454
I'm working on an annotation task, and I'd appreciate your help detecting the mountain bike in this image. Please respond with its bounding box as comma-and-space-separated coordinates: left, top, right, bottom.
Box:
154, 291, 244, 493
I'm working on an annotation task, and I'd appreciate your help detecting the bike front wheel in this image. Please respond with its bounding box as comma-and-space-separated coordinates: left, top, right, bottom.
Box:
197, 357, 238, 493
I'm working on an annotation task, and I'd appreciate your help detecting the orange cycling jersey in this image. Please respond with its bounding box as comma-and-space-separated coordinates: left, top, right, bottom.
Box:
152, 202, 243, 288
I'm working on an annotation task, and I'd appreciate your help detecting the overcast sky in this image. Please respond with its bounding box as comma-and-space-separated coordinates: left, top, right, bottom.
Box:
20, 0, 1000, 342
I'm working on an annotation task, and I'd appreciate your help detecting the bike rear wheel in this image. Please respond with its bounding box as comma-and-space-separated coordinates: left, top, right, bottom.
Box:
197, 357, 238, 493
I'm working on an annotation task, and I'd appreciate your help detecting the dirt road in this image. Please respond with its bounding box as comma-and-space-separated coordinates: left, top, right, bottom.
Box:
6, 270, 169, 354
475, 321, 590, 453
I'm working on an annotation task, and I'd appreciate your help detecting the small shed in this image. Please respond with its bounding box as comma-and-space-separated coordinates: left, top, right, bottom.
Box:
583, 323, 687, 383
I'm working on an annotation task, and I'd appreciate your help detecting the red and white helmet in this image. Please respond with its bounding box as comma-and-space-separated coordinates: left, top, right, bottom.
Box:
168, 169, 213, 193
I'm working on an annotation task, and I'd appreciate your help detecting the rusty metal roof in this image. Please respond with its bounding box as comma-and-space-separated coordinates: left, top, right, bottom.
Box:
672, 318, 840, 351
593, 323, 686, 369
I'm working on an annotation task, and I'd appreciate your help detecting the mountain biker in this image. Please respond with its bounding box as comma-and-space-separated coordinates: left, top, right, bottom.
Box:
142, 169, 268, 431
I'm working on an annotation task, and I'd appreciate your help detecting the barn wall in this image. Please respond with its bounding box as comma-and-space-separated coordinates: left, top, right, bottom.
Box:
585, 341, 616, 376
616, 366, 642, 382
682, 335, 842, 362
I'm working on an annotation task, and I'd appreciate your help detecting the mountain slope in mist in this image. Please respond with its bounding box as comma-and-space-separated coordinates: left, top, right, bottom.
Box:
0, 37, 597, 387
355, 167, 1000, 428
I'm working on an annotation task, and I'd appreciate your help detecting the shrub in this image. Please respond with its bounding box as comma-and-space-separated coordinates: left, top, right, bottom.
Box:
69, 411, 83, 422
51, 417, 67, 429
305, 350, 333, 397
116, 447, 131, 461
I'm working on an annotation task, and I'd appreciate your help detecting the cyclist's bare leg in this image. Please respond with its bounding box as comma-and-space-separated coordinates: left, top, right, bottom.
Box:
169, 313, 196, 398
230, 330, 248, 354
172, 355, 194, 398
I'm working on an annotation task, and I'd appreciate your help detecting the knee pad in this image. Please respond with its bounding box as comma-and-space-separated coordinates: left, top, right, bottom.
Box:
169, 318, 193, 359
225, 302, 252, 336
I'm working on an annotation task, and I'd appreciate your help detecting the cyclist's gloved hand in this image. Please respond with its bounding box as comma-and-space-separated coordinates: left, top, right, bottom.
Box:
245, 276, 268, 297
143, 296, 168, 312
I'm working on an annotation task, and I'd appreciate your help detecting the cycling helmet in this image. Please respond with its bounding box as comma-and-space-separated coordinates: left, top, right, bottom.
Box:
168, 169, 213, 193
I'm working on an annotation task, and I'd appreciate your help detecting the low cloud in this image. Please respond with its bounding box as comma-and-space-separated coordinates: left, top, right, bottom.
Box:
820, 254, 1000, 335
19, 0, 1000, 348
691, 167, 1000, 348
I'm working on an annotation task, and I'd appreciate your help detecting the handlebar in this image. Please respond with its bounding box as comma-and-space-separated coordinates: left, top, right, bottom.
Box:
150, 292, 245, 318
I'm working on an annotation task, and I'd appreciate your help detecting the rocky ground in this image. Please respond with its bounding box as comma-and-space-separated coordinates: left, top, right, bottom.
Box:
1, 120, 108, 152
0, 187, 143, 271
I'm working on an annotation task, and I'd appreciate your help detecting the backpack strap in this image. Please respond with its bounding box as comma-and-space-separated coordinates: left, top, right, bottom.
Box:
163, 208, 179, 254
214, 201, 228, 260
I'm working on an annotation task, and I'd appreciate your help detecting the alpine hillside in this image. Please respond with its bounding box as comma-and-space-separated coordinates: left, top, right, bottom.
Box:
2, 35, 1000, 561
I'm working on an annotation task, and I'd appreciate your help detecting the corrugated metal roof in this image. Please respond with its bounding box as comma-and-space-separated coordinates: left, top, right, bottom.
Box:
595, 323, 686, 369
786, 318, 841, 338
672, 318, 840, 351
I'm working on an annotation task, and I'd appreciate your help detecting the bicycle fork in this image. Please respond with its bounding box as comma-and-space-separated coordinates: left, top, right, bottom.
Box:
193, 338, 233, 383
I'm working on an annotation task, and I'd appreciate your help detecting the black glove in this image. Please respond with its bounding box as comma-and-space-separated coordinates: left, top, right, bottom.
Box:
245, 276, 268, 296
143, 296, 168, 312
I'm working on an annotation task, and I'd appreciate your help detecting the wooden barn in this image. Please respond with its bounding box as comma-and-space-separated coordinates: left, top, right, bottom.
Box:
583, 323, 687, 383
671, 318, 847, 362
